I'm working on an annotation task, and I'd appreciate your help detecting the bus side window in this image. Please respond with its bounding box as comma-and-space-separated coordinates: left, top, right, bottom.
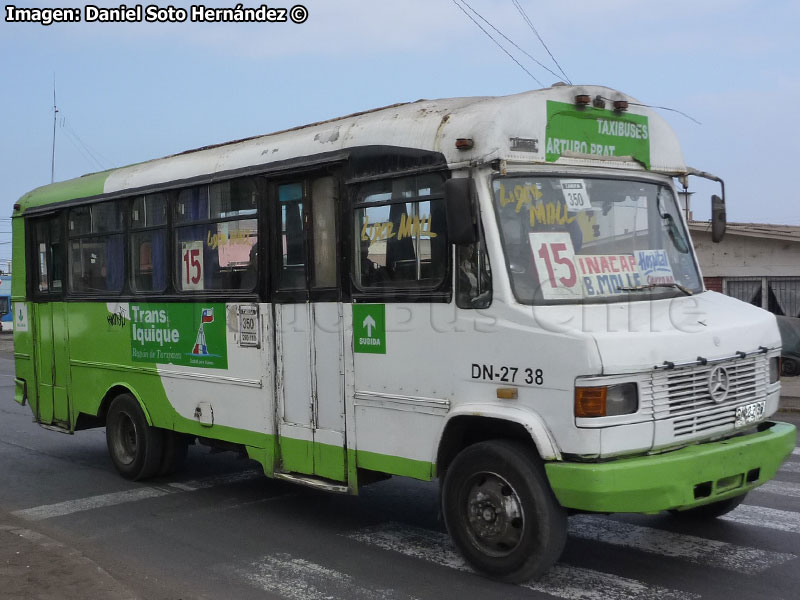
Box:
68, 202, 124, 294
31, 215, 65, 296
174, 178, 260, 293
310, 176, 338, 289
277, 182, 306, 290
130, 193, 169, 293
274, 176, 340, 297
456, 234, 492, 309
352, 173, 448, 293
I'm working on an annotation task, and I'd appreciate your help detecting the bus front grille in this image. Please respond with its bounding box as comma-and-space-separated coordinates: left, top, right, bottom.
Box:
651, 356, 768, 438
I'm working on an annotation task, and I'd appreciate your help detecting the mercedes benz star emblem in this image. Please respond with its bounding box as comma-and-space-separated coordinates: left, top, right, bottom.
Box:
708, 365, 730, 403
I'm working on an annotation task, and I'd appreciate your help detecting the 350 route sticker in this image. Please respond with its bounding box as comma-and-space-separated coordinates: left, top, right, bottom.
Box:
560, 179, 592, 212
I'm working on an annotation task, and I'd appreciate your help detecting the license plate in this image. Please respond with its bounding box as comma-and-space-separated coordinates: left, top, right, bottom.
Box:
735, 400, 766, 428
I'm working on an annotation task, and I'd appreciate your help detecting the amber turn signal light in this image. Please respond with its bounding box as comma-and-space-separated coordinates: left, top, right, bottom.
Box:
496, 387, 518, 400
575, 387, 607, 417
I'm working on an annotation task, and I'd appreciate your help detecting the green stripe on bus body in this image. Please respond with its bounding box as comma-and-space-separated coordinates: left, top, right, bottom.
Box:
15, 170, 112, 212
355, 448, 434, 481
277, 438, 434, 483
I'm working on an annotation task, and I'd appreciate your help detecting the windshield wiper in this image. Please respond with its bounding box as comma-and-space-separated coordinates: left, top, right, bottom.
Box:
618, 282, 694, 296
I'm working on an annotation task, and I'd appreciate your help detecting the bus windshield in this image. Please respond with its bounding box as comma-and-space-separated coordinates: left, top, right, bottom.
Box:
492, 176, 702, 304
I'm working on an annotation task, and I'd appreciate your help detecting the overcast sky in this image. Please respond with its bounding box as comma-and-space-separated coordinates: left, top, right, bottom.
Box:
2, 0, 799, 267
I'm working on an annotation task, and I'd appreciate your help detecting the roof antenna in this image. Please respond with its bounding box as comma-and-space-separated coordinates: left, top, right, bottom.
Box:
51, 73, 58, 183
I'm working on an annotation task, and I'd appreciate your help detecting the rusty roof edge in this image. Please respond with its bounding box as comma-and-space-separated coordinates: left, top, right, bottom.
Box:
168, 100, 423, 159
689, 220, 800, 241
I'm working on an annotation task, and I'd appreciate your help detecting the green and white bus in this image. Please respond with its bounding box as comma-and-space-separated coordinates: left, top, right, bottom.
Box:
11, 85, 797, 582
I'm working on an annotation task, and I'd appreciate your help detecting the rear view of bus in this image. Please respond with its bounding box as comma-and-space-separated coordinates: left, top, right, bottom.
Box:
10, 84, 797, 583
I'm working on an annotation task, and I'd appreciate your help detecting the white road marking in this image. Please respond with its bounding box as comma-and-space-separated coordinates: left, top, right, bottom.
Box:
569, 515, 794, 573
722, 504, 800, 534
779, 461, 800, 473
11, 488, 172, 521
754, 480, 800, 499
347, 523, 698, 600
11, 469, 262, 522
170, 469, 262, 491
240, 553, 415, 600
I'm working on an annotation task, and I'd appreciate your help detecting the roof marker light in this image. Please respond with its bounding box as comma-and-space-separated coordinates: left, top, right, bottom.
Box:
575, 94, 591, 106
455, 138, 474, 150
613, 100, 629, 112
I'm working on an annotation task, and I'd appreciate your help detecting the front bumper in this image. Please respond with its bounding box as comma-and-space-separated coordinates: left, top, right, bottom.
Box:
545, 421, 797, 513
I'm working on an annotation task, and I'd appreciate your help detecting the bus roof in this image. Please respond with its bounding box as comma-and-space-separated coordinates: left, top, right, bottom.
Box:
14, 84, 687, 214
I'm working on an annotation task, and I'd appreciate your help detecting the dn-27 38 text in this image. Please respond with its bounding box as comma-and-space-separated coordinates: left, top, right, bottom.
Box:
471, 364, 544, 385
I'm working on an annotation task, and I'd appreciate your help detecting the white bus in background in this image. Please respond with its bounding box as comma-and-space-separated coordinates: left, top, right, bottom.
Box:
12, 84, 796, 582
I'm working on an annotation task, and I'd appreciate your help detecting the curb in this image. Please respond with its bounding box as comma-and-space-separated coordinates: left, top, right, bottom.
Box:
0, 519, 139, 600
778, 395, 800, 414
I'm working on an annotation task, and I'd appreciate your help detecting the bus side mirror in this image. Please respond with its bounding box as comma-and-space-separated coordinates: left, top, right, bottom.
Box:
711, 194, 726, 243
445, 178, 478, 245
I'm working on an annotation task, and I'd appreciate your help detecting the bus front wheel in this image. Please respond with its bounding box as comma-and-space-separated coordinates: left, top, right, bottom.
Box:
442, 439, 567, 583
106, 393, 164, 481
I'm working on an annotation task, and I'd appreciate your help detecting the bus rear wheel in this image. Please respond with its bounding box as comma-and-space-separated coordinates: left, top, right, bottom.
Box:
442, 440, 567, 583
106, 393, 164, 481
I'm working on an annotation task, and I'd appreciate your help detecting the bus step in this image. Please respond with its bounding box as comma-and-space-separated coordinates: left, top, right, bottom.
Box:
274, 472, 349, 494
37, 423, 72, 435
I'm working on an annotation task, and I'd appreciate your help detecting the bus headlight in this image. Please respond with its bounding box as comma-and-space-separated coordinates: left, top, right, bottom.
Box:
770, 357, 780, 384
575, 383, 639, 418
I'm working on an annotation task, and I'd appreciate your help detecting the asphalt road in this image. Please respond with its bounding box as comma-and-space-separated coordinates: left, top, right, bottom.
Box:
1, 339, 799, 600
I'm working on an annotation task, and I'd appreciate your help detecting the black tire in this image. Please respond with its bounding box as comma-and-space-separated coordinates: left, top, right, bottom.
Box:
669, 493, 747, 519
782, 358, 799, 377
106, 393, 164, 481
442, 440, 567, 583
158, 431, 191, 477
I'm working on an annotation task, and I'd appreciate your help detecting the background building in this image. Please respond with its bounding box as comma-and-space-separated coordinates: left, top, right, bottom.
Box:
691, 221, 800, 318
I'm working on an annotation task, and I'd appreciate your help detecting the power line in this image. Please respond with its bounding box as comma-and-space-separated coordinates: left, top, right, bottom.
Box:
60, 118, 107, 171
458, 0, 562, 82
62, 117, 108, 170
629, 102, 702, 125
62, 129, 100, 172
451, 0, 544, 87
512, 0, 572, 84
592, 95, 702, 125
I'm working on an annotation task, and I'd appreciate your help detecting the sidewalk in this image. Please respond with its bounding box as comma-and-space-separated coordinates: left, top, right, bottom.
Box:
0, 514, 138, 600
779, 376, 800, 413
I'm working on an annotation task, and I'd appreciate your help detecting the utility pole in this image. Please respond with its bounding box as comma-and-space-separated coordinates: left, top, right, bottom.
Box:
51, 74, 58, 183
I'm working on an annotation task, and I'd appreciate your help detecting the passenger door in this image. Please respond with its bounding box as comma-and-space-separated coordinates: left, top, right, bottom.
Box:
272, 175, 347, 482
29, 215, 70, 428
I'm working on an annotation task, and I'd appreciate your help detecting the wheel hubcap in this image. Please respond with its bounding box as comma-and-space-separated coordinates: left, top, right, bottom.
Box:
113, 411, 138, 466
464, 472, 524, 557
